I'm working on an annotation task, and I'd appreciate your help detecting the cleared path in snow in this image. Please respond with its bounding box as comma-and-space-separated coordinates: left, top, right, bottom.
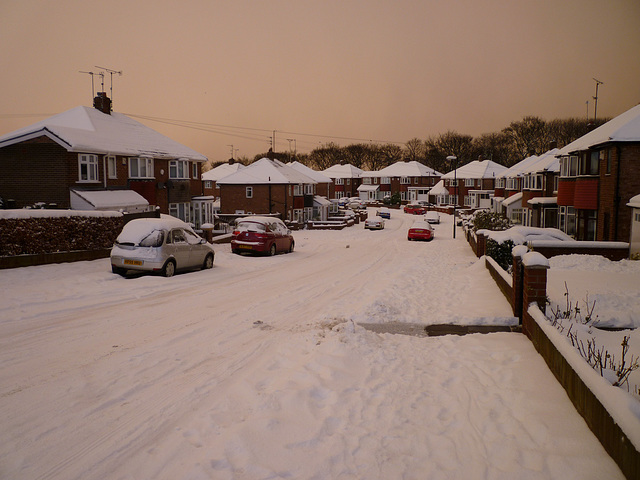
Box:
0, 209, 623, 479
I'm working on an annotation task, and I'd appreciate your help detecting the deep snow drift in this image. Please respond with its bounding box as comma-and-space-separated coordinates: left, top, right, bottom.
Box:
0, 209, 628, 479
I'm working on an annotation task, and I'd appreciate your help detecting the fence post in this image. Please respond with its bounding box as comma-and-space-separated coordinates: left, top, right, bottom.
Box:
476, 231, 486, 258
521, 252, 550, 337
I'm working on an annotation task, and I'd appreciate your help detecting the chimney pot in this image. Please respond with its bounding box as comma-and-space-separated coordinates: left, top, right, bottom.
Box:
93, 92, 112, 115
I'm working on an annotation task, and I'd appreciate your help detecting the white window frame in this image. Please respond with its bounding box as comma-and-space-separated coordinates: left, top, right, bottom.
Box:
363, 177, 371, 185
107, 155, 117, 179
78, 154, 99, 182
169, 202, 191, 223
204, 180, 212, 189
169, 159, 190, 179
293, 185, 303, 196
304, 184, 314, 195
129, 157, 154, 179
495, 178, 505, 188
381, 177, 391, 185
464, 178, 475, 187
335, 178, 344, 185
192, 162, 199, 179
400, 177, 411, 185
246, 186, 253, 198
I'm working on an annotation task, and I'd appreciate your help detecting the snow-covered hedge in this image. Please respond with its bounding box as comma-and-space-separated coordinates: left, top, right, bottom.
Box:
0, 210, 124, 256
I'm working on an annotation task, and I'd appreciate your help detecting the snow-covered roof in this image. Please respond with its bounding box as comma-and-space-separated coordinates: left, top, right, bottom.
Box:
287, 161, 333, 184
527, 196, 557, 205
202, 162, 245, 181
217, 158, 317, 185
357, 185, 379, 192
557, 103, 640, 155
523, 148, 560, 174
70, 189, 149, 210
313, 195, 331, 206
502, 192, 523, 206
429, 180, 448, 195
321, 163, 363, 179
627, 194, 640, 209
441, 160, 507, 179
376, 161, 442, 177
496, 154, 539, 179
0, 106, 207, 162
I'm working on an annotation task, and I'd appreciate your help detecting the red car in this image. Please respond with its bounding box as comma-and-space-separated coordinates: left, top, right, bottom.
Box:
407, 220, 435, 241
403, 204, 427, 215
231, 216, 295, 256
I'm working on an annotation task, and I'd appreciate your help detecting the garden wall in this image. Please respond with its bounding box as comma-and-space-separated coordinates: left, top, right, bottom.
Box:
0, 210, 157, 269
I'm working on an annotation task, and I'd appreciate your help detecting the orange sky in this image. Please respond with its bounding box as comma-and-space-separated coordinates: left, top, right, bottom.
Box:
1, 0, 639, 163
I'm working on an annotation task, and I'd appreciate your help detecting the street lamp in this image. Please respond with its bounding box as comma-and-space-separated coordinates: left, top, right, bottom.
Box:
446, 155, 457, 239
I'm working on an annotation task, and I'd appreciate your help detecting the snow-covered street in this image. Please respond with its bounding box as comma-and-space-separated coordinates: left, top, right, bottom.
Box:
0, 210, 624, 479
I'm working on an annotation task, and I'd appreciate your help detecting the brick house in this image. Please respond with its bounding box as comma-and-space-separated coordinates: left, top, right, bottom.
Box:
201, 159, 245, 197
359, 160, 441, 203
321, 163, 363, 200
441, 160, 507, 209
556, 104, 640, 241
0, 94, 212, 227
493, 149, 560, 227
217, 158, 318, 222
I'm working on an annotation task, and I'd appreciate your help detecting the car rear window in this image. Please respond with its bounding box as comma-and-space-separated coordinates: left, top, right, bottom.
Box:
236, 221, 267, 233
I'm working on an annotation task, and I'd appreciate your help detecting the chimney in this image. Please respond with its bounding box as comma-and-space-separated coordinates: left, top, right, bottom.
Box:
93, 92, 112, 115
228, 157, 235, 165
549, 140, 558, 150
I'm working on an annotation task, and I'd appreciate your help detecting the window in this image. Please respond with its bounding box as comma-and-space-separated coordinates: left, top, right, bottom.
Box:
335, 178, 344, 185
346, 178, 351, 185
465, 179, 475, 187
401, 177, 411, 184
374, 177, 378, 184
578, 152, 599, 176
561, 155, 578, 178
524, 174, 543, 190
606, 149, 612, 175
192, 162, 199, 179
304, 184, 314, 195
204, 180, 212, 189
107, 155, 117, 179
169, 159, 189, 179
449, 179, 458, 187
559, 206, 576, 237
381, 177, 391, 184
246, 187, 253, 198
363, 177, 371, 185
414, 177, 419, 184
553, 175, 558, 192
293, 185, 303, 196
495, 178, 505, 188
78, 154, 99, 182
169, 203, 190, 223
511, 208, 524, 225
129, 157, 154, 178
506, 178, 518, 190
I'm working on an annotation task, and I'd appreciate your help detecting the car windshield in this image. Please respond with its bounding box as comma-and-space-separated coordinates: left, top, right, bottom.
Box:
117, 228, 164, 247
236, 221, 267, 233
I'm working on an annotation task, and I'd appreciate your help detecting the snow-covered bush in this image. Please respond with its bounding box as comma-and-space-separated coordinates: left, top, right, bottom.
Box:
471, 210, 511, 233
486, 238, 516, 271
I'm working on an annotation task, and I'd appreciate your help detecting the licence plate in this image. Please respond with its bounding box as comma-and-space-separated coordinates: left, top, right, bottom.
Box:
414, 230, 425, 233
239, 245, 252, 249
124, 259, 143, 266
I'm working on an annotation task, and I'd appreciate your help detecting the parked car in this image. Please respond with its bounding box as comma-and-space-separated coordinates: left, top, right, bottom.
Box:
404, 204, 427, 215
424, 211, 440, 224
407, 220, 435, 241
348, 199, 365, 210
364, 216, 385, 230
231, 216, 294, 256
110, 216, 215, 277
376, 207, 391, 219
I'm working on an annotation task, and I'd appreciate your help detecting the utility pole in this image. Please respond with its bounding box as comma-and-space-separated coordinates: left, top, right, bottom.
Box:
592, 78, 603, 122
287, 138, 294, 161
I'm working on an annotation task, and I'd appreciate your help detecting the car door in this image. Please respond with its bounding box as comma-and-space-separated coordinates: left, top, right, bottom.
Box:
183, 228, 206, 267
168, 228, 191, 269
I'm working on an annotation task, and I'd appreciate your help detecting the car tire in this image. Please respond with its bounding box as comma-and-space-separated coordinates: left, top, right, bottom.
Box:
112, 265, 127, 276
202, 253, 214, 270
288, 240, 295, 253
269, 243, 276, 256
163, 260, 176, 277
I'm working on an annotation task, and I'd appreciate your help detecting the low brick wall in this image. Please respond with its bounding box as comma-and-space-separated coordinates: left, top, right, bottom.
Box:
485, 256, 512, 308
531, 243, 629, 261
524, 306, 640, 480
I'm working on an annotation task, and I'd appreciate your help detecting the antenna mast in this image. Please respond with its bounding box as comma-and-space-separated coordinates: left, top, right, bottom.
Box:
95, 65, 123, 105
79, 71, 97, 99
592, 78, 603, 122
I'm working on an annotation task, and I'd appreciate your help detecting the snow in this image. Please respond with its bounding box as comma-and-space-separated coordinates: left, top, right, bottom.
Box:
0, 106, 207, 162
321, 163, 363, 179
201, 162, 245, 181
441, 159, 508, 179
287, 161, 333, 184
480, 225, 575, 245
217, 158, 317, 185
376, 160, 442, 177
0, 210, 630, 479
0, 209, 122, 219
70, 189, 149, 210
521, 251, 550, 268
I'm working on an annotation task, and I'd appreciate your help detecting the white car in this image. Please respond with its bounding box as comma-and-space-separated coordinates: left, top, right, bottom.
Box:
424, 211, 440, 224
365, 216, 385, 230
110, 216, 215, 277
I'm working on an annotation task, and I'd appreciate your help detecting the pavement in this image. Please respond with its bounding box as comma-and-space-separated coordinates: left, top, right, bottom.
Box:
358, 322, 522, 337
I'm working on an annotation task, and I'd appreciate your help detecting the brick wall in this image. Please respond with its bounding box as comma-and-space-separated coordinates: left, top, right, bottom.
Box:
220, 184, 291, 217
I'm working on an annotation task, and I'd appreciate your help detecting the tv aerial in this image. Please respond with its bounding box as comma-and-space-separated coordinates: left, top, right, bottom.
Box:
95, 65, 123, 104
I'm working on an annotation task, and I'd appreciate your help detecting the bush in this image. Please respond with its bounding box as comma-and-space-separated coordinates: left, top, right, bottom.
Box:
485, 238, 515, 271
472, 210, 511, 233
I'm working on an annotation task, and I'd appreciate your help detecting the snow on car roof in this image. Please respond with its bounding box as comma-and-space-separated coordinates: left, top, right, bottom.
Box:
117, 216, 192, 244
410, 220, 432, 228
236, 216, 284, 224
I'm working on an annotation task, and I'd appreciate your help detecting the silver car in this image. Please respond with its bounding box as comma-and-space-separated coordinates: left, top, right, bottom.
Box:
110, 216, 215, 277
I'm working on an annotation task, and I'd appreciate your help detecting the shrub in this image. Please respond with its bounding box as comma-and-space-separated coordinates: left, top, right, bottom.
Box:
472, 210, 511, 233
485, 238, 515, 271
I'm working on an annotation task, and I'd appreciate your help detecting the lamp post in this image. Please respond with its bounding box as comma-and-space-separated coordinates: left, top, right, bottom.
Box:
446, 155, 457, 238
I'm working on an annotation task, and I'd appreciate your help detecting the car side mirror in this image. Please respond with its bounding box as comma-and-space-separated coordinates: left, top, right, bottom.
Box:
200, 238, 207, 244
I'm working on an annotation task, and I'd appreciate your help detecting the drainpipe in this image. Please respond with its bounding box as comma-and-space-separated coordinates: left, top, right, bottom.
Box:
103, 155, 107, 188
614, 145, 622, 241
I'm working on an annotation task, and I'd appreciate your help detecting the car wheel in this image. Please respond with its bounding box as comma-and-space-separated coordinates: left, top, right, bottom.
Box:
407, 237, 411, 241
112, 265, 127, 276
269, 243, 276, 256
163, 260, 176, 277
288, 240, 295, 253
202, 253, 214, 270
